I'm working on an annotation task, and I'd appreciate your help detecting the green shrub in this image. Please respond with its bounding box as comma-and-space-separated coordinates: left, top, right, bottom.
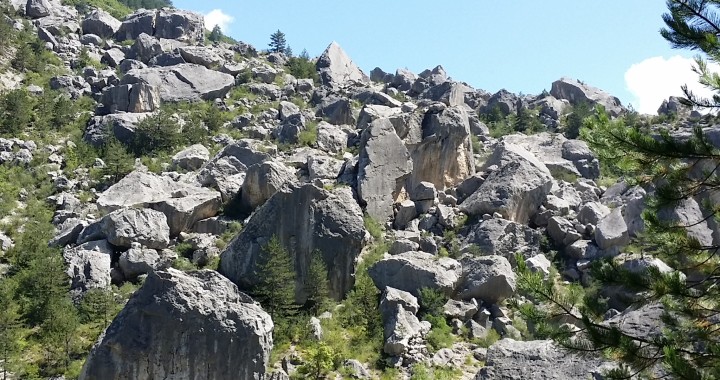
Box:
129, 109, 181, 156
425, 315, 455, 352
363, 215, 384, 240
298, 120, 318, 147
286, 50, 319, 82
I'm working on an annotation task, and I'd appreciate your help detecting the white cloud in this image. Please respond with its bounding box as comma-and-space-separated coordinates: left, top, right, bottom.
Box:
624, 55, 720, 115
204, 9, 234, 33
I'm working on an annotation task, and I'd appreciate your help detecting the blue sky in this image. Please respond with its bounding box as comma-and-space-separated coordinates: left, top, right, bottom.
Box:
174, 0, 713, 114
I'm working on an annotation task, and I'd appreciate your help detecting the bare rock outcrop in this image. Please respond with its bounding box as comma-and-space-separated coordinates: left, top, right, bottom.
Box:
79, 269, 273, 380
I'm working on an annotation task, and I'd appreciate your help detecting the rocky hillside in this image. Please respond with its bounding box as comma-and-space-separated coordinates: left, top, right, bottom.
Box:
0, 0, 705, 379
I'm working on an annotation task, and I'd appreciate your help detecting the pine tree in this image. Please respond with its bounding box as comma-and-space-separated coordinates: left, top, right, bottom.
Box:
208, 24, 223, 43
0, 278, 20, 380
269, 30, 288, 54
517, 2, 720, 377
304, 250, 330, 316
101, 135, 134, 183
251, 236, 297, 320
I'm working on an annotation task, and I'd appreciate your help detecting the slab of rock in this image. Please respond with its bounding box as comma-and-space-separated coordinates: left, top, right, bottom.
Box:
81, 9, 121, 38
63, 240, 113, 291
316, 41, 369, 88
380, 287, 420, 317
101, 208, 170, 250
198, 140, 272, 201
121, 64, 235, 103
98, 83, 161, 115
220, 184, 366, 301
464, 218, 540, 260
460, 142, 553, 223
172, 144, 210, 171
116, 8, 204, 42
97, 171, 221, 236
408, 106, 475, 190
357, 118, 412, 222
595, 207, 629, 250
368, 251, 461, 297
503, 132, 600, 180
26, 0, 52, 18
383, 304, 429, 356
476, 339, 608, 379
550, 77, 625, 117
79, 269, 273, 380
241, 161, 296, 211
118, 246, 166, 279
459, 255, 516, 303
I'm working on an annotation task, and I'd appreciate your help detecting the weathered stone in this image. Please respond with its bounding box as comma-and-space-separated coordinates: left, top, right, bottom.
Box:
380, 287, 420, 317
121, 64, 235, 103
368, 251, 461, 297
316, 41, 369, 88
171, 144, 210, 171
357, 118, 412, 222
26, 0, 51, 18
460, 142, 553, 223
550, 77, 625, 117
476, 339, 608, 380
595, 207, 630, 250
241, 161, 296, 211
63, 240, 113, 291
444, 299, 479, 321
220, 185, 366, 301
464, 218, 541, 260
79, 269, 273, 380
101, 208, 170, 250
577, 201, 611, 225
459, 255, 516, 303
394, 200, 417, 229
98, 83, 160, 115
407, 106, 475, 191
81, 8, 121, 38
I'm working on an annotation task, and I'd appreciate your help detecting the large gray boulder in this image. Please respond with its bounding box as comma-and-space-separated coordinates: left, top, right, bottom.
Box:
63, 240, 113, 291
241, 160, 296, 211
460, 142, 553, 223
407, 106, 475, 191
219, 184, 366, 301
97, 171, 221, 236
83, 112, 150, 148
198, 140, 273, 201
464, 218, 541, 260
550, 77, 625, 117
382, 304, 429, 356
26, 0, 51, 18
595, 207, 630, 250
316, 41, 369, 88
116, 8, 204, 42
503, 133, 600, 180
458, 255, 516, 303
79, 269, 273, 380
171, 144, 209, 171
368, 251, 461, 297
357, 118, 413, 222
98, 83, 161, 115
119, 246, 169, 279
81, 9, 121, 38
121, 64, 235, 103
476, 339, 608, 379
101, 208, 170, 250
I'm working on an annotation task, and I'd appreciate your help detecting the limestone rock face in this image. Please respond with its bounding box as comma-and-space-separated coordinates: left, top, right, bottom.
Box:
116, 8, 204, 42
26, 0, 52, 18
121, 64, 235, 103
81, 9, 121, 38
98, 83, 161, 115
503, 132, 600, 180
63, 240, 113, 292
460, 142, 553, 223
368, 251, 461, 297
97, 171, 221, 236
101, 208, 170, 249
241, 160, 296, 211
316, 41, 369, 87
458, 255, 516, 303
476, 339, 608, 379
79, 269, 273, 380
407, 106, 475, 190
463, 218, 541, 260
219, 184, 366, 300
550, 77, 625, 117
357, 118, 413, 222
